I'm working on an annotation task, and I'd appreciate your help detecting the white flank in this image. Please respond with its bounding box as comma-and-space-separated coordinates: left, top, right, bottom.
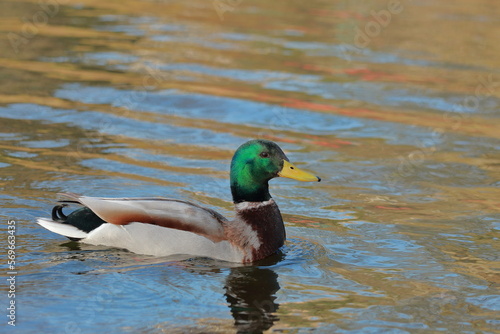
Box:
36, 218, 89, 239
82, 223, 245, 263
232, 218, 261, 251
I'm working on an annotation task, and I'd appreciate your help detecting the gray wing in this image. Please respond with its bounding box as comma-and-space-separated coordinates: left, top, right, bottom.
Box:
58, 192, 228, 242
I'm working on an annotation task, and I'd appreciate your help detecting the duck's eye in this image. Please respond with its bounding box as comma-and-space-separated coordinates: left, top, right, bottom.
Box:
260, 152, 270, 158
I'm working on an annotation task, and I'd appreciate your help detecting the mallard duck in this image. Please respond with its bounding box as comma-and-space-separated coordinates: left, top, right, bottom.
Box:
37, 139, 320, 263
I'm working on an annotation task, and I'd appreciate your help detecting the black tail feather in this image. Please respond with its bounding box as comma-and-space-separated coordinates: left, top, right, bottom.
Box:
52, 204, 68, 222
48, 203, 107, 241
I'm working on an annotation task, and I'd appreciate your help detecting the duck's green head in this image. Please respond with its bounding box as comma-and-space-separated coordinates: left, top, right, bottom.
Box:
230, 139, 320, 203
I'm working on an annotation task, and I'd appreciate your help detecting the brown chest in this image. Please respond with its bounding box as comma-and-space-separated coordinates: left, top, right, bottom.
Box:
229, 200, 286, 262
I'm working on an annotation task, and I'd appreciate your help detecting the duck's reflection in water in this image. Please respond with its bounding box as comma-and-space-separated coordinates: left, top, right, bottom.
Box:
224, 253, 283, 333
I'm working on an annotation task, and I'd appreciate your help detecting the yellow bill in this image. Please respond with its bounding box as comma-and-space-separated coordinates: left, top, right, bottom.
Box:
278, 160, 321, 182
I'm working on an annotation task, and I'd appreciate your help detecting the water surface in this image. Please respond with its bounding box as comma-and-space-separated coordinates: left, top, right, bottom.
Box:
0, 0, 499, 333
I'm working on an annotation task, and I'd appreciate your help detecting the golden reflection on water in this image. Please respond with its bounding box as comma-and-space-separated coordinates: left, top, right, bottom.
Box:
0, 0, 499, 332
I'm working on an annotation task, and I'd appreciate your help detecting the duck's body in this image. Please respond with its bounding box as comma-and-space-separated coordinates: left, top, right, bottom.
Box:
39, 195, 285, 262
37, 139, 320, 263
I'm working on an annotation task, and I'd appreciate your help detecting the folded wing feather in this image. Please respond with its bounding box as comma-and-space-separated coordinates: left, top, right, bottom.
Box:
58, 192, 227, 242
